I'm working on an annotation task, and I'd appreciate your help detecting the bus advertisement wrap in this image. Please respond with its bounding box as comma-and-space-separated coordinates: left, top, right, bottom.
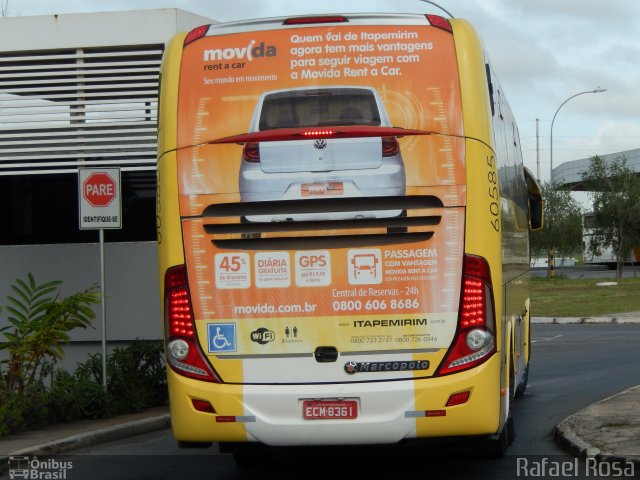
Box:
176, 24, 467, 360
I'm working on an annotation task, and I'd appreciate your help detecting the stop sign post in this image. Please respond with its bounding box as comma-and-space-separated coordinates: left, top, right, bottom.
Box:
79, 168, 122, 230
78, 168, 122, 391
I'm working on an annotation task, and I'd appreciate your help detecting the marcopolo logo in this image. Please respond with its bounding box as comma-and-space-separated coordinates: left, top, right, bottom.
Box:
203, 40, 277, 62
344, 360, 430, 374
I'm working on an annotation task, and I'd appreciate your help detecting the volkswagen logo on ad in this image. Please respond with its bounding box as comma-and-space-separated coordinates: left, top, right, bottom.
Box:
313, 138, 327, 150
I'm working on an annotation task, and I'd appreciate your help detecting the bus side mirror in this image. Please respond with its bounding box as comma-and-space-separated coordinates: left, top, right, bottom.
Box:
524, 167, 543, 231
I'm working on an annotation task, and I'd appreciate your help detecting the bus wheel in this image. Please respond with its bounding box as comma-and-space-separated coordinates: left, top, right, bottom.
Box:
482, 373, 515, 457
484, 415, 513, 457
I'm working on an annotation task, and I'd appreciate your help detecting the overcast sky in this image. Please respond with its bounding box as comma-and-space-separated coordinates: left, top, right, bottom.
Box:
5, 0, 640, 182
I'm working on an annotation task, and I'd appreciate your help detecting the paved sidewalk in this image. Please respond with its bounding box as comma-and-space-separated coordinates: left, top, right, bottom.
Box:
554, 385, 640, 467
0, 405, 170, 475
1, 315, 639, 475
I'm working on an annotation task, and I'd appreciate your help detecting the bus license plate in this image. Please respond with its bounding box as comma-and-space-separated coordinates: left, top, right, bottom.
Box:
302, 400, 358, 420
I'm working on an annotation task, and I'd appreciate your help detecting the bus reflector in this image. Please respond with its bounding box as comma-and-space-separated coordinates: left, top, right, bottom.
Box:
405, 410, 446, 417
215, 415, 257, 423
192, 399, 215, 413
425, 410, 446, 417
215, 416, 236, 422
446, 391, 471, 407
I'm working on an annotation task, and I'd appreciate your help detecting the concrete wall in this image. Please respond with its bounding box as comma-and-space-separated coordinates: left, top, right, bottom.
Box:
0, 242, 161, 371
0, 9, 213, 51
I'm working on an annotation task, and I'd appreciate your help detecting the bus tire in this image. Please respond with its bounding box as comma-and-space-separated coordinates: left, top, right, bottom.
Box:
482, 370, 515, 457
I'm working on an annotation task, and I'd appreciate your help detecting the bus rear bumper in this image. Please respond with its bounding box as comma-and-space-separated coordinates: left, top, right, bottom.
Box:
167, 355, 502, 446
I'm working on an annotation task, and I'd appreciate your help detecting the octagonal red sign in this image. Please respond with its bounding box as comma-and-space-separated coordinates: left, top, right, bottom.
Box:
83, 172, 116, 207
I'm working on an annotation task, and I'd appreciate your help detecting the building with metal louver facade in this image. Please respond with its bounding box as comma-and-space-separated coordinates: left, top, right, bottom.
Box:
0, 9, 214, 368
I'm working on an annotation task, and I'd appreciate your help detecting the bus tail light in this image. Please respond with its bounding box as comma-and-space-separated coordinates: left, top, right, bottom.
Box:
426, 15, 452, 33
283, 16, 348, 25
184, 25, 210, 46
164, 265, 220, 383
436, 255, 496, 376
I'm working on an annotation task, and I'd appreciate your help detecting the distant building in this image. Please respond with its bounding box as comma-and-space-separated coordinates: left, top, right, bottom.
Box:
0, 9, 214, 369
553, 148, 640, 190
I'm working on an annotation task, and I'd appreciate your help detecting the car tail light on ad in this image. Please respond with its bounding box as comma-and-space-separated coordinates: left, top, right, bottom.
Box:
300, 129, 337, 138
164, 265, 220, 382
242, 142, 260, 163
382, 137, 400, 157
436, 254, 496, 376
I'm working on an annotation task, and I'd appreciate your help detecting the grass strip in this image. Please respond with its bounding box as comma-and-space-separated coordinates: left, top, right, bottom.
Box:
531, 277, 640, 317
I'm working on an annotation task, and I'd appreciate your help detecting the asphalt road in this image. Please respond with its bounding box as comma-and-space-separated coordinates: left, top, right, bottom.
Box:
57, 324, 640, 480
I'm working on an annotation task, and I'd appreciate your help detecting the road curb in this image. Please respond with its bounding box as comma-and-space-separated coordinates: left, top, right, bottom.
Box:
554, 420, 640, 468
532, 317, 640, 324
553, 420, 601, 458
0, 414, 170, 475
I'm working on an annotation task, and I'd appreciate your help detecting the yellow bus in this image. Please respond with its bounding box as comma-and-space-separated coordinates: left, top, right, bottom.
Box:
156, 8, 543, 463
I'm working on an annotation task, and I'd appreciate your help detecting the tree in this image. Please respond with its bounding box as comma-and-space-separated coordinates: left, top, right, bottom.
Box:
530, 181, 584, 277
581, 155, 640, 278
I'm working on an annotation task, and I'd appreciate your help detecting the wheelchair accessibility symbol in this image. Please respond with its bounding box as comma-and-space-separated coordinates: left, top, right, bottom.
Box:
208, 323, 237, 353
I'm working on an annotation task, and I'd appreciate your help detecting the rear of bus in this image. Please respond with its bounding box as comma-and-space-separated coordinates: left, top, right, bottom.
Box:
157, 13, 511, 452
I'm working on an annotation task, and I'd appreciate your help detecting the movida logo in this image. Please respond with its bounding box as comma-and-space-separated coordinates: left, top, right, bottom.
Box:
203, 40, 277, 62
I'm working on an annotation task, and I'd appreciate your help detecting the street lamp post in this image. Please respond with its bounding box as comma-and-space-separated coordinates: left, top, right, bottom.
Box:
549, 87, 607, 181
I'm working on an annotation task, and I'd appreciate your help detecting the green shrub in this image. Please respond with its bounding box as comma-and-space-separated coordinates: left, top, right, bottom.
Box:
0, 340, 168, 435
106, 340, 167, 415
0, 273, 168, 436
0, 273, 99, 396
